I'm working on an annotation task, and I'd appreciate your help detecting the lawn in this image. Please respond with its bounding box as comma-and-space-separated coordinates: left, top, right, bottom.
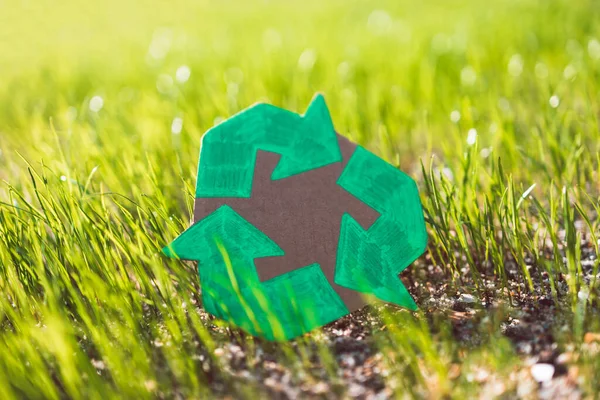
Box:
0, 0, 599, 398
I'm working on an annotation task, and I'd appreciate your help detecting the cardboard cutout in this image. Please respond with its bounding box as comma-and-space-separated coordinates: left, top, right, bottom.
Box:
164, 94, 427, 341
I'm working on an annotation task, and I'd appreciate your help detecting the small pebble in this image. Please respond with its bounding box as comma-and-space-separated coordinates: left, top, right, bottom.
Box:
531, 363, 555, 383
348, 383, 366, 397
144, 380, 157, 392
459, 293, 476, 303
556, 353, 572, 365
584, 332, 600, 343
91, 359, 106, 370
312, 382, 329, 394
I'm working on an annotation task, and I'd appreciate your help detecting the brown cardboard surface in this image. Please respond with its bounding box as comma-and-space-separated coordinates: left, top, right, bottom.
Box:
193, 134, 380, 312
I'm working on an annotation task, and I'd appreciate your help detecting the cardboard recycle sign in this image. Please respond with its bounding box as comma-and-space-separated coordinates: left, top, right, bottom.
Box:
163, 94, 427, 341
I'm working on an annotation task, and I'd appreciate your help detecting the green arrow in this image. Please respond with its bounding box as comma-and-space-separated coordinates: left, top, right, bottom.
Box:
163, 205, 349, 340
195, 94, 342, 198
334, 146, 427, 310
163, 205, 282, 326
163, 205, 283, 265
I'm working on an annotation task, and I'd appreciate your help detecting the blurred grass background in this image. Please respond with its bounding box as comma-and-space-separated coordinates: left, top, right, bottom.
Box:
0, 0, 599, 398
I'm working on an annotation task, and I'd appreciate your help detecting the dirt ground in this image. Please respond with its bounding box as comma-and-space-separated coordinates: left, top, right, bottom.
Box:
194, 233, 600, 399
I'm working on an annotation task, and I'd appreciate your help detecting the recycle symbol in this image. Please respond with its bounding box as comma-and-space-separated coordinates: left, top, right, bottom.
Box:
164, 94, 427, 341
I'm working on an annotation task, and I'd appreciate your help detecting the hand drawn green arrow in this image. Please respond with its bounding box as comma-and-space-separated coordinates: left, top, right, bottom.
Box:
163, 205, 349, 340
196, 94, 342, 198
334, 146, 428, 310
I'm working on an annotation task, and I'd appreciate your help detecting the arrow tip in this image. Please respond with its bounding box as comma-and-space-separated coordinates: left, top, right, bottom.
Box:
304, 93, 331, 124
162, 243, 179, 259
270, 93, 341, 180
374, 281, 419, 311
335, 213, 420, 311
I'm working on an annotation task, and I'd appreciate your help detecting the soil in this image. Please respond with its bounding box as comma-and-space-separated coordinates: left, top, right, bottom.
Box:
182, 233, 598, 399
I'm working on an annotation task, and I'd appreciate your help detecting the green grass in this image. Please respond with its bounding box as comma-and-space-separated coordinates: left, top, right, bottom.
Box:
0, 0, 599, 397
